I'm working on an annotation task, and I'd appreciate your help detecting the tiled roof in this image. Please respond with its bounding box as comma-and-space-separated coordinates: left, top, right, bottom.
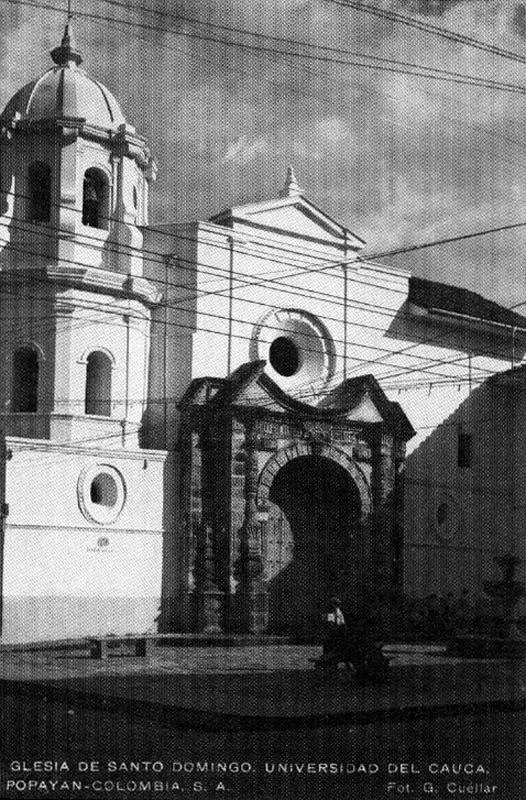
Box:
408, 277, 526, 329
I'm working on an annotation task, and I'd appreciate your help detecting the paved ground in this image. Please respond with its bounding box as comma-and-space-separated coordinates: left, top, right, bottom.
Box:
1, 643, 525, 799
1, 642, 524, 729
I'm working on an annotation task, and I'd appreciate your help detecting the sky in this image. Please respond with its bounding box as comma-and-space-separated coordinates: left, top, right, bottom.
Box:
2, 0, 526, 309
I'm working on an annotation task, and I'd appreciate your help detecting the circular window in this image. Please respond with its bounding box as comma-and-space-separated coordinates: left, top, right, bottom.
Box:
90, 473, 118, 506
269, 336, 300, 377
78, 464, 126, 524
250, 309, 336, 396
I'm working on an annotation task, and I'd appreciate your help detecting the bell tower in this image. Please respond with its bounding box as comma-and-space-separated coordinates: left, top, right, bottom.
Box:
0, 19, 160, 445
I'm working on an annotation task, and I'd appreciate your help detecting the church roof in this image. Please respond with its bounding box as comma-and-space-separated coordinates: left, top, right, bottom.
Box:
0, 21, 126, 130
409, 276, 526, 330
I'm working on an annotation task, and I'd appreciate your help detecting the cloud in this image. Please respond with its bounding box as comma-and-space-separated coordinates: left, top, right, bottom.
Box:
315, 116, 349, 144
2, 0, 526, 306
221, 135, 269, 165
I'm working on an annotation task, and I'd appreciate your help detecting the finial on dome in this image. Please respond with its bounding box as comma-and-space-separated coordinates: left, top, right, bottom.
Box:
279, 165, 302, 198
50, 1, 82, 66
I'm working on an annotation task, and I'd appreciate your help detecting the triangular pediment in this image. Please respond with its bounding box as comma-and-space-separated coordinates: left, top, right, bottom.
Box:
210, 194, 365, 250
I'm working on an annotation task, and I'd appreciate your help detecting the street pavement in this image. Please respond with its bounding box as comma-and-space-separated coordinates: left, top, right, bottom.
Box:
0, 642, 524, 730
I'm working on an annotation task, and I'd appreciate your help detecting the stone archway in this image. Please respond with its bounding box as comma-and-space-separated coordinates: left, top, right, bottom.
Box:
260, 452, 367, 635
257, 442, 371, 520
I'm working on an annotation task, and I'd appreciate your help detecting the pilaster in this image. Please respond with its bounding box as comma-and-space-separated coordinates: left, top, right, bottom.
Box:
234, 419, 268, 633
371, 431, 397, 598
56, 125, 79, 265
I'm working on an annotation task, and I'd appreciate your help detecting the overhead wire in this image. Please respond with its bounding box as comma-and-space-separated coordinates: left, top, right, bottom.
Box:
1, 2, 522, 284
3, 0, 526, 191
45, 0, 526, 177
2, 0, 526, 97
323, 0, 526, 67
0, 205, 522, 395
1, 184, 525, 339
75, 0, 526, 95
0, 214, 516, 387
0, 8, 522, 545
0, 3, 523, 405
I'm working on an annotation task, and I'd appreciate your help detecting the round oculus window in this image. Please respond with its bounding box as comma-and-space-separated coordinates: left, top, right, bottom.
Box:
250, 309, 336, 395
78, 464, 126, 524
269, 336, 300, 377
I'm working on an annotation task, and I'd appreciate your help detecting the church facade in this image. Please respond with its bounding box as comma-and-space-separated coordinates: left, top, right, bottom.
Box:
0, 24, 524, 642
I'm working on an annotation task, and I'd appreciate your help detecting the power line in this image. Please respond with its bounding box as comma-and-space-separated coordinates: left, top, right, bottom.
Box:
52, 0, 526, 179
3, 0, 526, 97
0, 213, 522, 416
0, 190, 523, 388
324, 0, 526, 68
1, 185, 525, 344
0, 222, 515, 386
80, 0, 526, 95
0, 283, 514, 418
0, 263, 495, 393
0, 7, 515, 536
0, 5, 524, 328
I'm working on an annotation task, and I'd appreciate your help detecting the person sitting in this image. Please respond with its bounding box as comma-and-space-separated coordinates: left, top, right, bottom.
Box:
317, 599, 390, 683
322, 596, 347, 658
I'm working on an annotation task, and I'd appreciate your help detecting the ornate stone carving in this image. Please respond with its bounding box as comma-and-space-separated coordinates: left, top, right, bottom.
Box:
234, 421, 268, 632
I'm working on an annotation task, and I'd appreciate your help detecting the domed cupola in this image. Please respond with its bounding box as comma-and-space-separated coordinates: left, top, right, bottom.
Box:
0, 17, 160, 448
0, 19, 157, 280
1, 22, 126, 131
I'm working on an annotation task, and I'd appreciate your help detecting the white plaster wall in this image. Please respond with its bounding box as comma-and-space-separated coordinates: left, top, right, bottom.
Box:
190, 223, 351, 388
56, 291, 151, 427
2, 531, 162, 643
143, 223, 198, 449
2, 441, 170, 642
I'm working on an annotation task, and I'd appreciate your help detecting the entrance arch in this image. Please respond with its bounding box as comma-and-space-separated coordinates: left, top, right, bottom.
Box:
257, 441, 371, 518
262, 454, 366, 635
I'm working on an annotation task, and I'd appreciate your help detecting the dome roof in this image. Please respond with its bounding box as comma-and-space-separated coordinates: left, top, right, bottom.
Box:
0, 21, 127, 130
1, 70, 126, 129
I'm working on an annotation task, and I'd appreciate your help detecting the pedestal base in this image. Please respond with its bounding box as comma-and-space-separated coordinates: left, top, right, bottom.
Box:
234, 590, 269, 634
195, 590, 224, 633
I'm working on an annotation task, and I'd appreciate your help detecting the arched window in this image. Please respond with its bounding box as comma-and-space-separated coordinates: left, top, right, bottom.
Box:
85, 351, 112, 416
82, 168, 107, 229
12, 347, 39, 412
28, 162, 51, 222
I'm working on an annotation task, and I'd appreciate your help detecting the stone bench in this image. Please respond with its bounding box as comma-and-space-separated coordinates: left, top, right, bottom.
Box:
88, 636, 154, 659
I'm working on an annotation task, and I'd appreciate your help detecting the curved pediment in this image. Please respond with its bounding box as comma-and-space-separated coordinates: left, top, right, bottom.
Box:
182, 361, 414, 441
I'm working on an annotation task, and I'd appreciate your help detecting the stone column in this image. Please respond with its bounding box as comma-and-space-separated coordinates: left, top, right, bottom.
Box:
372, 432, 396, 598
193, 424, 225, 633
194, 520, 223, 633
392, 441, 407, 592
234, 422, 268, 633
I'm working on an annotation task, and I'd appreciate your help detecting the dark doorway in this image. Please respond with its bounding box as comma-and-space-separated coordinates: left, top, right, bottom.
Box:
266, 455, 362, 635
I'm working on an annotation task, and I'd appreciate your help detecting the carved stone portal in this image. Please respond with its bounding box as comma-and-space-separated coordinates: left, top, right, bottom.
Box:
177, 362, 414, 635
